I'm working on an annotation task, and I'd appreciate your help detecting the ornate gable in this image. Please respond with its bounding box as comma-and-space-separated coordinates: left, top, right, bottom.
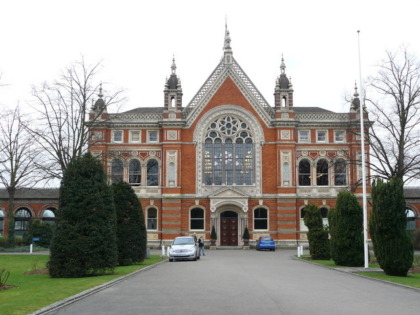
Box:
209, 188, 249, 213
183, 58, 274, 128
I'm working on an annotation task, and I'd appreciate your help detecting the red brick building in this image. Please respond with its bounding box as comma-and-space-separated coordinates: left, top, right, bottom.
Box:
87, 27, 375, 248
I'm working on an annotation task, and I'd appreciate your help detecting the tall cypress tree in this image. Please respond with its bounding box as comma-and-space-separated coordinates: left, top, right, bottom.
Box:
48, 153, 118, 278
304, 203, 330, 260
370, 178, 413, 276
329, 191, 363, 266
111, 182, 147, 265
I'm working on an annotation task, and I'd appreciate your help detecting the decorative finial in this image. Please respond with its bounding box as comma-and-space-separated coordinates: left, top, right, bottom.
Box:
98, 82, 103, 99
354, 81, 359, 97
171, 55, 176, 74
224, 19, 231, 51
280, 54, 286, 74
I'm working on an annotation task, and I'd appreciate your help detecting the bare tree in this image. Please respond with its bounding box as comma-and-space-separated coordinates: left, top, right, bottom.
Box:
29, 58, 123, 179
0, 106, 46, 246
366, 47, 420, 184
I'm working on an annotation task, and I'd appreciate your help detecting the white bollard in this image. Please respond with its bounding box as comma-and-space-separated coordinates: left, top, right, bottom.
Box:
300, 245, 303, 256
162, 245, 165, 257
30, 244, 33, 254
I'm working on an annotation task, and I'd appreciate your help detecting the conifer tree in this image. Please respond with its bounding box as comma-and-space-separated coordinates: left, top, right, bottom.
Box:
370, 178, 413, 276
303, 203, 330, 260
111, 182, 147, 265
48, 153, 118, 278
329, 191, 363, 266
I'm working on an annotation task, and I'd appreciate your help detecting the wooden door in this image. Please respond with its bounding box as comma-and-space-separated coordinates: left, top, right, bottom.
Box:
221, 217, 238, 246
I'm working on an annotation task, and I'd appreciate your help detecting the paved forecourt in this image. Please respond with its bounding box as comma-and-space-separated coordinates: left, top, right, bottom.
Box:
38, 249, 420, 315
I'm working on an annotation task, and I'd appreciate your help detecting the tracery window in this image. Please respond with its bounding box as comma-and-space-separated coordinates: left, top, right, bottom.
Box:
203, 116, 254, 185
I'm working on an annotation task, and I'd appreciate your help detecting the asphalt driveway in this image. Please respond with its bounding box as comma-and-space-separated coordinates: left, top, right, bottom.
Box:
38, 249, 420, 315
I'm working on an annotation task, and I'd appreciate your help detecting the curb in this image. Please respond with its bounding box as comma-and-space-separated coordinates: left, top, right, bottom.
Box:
29, 259, 168, 315
293, 255, 420, 293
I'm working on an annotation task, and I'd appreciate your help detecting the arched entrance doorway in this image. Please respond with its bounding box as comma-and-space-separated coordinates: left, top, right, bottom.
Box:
220, 211, 238, 246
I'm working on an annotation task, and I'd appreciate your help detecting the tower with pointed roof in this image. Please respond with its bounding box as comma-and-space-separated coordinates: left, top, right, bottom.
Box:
274, 56, 294, 114
164, 57, 183, 114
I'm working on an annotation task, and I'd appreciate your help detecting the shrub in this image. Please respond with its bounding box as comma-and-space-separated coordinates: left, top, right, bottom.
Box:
22, 220, 54, 248
48, 153, 118, 278
329, 191, 364, 266
111, 182, 147, 266
242, 226, 250, 239
370, 178, 413, 276
304, 203, 330, 260
211, 225, 217, 240
413, 230, 420, 250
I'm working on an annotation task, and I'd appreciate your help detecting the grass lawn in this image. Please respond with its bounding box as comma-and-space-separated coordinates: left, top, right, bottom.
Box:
0, 255, 165, 315
355, 272, 420, 289
299, 255, 420, 290
300, 256, 379, 268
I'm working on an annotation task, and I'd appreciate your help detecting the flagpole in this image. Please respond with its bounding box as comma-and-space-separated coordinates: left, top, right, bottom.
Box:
357, 30, 369, 269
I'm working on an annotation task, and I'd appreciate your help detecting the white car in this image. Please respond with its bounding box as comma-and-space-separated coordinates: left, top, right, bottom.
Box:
168, 236, 200, 262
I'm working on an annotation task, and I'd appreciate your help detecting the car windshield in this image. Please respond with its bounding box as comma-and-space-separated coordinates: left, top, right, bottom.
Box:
261, 236, 273, 241
173, 237, 195, 245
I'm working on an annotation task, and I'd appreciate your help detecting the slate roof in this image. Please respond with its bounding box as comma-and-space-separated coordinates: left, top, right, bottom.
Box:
0, 188, 59, 199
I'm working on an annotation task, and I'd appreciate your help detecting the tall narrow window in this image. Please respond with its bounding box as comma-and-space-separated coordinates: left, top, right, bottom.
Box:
147, 159, 159, 186
111, 159, 124, 184
254, 208, 268, 230
15, 208, 31, 236
168, 162, 176, 186
190, 208, 204, 230
316, 159, 329, 186
202, 116, 254, 185
129, 159, 141, 185
298, 160, 311, 186
147, 208, 158, 230
334, 159, 347, 186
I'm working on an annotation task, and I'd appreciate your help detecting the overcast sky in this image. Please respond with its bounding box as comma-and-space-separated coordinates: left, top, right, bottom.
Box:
1, 0, 419, 114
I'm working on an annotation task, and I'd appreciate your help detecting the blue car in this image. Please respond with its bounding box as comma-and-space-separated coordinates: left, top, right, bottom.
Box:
256, 236, 275, 251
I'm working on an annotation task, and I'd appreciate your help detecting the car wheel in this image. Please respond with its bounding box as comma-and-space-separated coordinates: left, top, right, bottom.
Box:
193, 255, 197, 261
169, 258, 173, 262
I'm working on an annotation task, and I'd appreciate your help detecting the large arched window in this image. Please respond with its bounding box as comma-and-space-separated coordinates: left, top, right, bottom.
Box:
15, 208, 32, 236
147, 207, 158, 230
147, 159, 159, 186
334, 159, 347, 186
254, 208, 268, 230
42, 208, 56, 224
203, 116, 254, 185
298, 160, 311, 186
316, 159, 329, 186
0, 209, 4, 236
111, 159, 124, 184
190, 208, 204, 230
129, 159, 141, 185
